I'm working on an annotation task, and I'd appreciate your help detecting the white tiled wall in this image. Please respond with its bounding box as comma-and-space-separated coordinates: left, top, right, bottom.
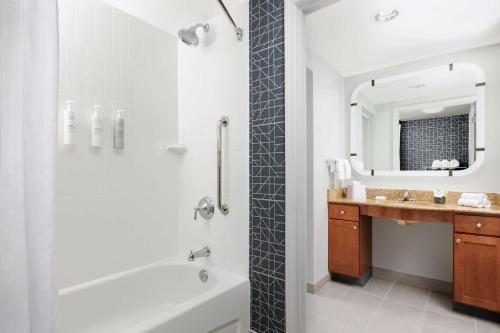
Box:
56, 0, 179, 288
177, 3, 250, 277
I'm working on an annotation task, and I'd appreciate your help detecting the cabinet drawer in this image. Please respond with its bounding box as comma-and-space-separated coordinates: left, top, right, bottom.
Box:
455, 215, 500, 237
329, 204, 359, 221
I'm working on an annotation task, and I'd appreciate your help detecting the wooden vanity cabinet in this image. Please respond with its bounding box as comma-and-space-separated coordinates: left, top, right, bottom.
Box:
328, 204, 371, 282
454, 215, 500, 313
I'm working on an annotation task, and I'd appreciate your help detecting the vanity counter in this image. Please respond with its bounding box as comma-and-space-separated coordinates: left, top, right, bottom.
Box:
328, 197, 500, 217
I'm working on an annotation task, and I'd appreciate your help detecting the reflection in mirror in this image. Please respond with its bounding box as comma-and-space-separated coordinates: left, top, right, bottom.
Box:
352, 63, 484, 172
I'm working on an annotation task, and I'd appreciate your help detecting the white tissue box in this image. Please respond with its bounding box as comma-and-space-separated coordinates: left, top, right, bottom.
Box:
347, 182, 367, 200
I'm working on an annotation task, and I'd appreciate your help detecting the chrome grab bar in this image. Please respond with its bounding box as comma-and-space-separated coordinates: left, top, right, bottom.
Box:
217, 116, 229, 215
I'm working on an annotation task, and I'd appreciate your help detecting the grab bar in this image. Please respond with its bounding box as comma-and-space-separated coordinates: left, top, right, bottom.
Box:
217, 116, 229, 215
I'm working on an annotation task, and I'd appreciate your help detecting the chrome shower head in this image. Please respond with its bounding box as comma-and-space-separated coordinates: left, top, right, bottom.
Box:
178, 23, 209, 47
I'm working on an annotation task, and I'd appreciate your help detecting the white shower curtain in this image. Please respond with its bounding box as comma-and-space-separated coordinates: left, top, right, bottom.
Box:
0, 0, 58, 332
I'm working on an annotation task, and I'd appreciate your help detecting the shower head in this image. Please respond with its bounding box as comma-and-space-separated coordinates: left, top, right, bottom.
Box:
178, 23, 209, 47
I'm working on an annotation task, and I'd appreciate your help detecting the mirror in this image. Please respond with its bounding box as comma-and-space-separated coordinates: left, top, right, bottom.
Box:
350, 63, 485, 176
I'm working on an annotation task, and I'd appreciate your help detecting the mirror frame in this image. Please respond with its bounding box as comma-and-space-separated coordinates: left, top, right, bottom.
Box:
350, 62, 486, 177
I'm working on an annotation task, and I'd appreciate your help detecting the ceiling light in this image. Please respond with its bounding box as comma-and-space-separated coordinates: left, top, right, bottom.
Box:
422, 107, 444, 114
375, 9, 399, 23
409, 83, 426, 89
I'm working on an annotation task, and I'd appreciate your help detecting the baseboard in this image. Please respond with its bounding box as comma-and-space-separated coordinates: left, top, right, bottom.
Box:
306, 274, 331, 294
373, 267, 452, 293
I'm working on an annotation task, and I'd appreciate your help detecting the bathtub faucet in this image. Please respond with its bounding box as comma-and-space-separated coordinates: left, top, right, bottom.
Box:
188, 246, 211, 261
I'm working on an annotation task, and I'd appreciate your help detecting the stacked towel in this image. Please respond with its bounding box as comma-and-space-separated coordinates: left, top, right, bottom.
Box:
458, 193, 491, 208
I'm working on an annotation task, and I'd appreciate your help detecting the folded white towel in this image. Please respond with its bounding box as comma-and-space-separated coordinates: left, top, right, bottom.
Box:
458, 198, 491, 208
460, 193, 488, 201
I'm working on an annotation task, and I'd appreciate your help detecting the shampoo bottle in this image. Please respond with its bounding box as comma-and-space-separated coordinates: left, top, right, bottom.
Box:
63, 100, 76, 145
90, 105, 102, 148
114, 109, 125, 149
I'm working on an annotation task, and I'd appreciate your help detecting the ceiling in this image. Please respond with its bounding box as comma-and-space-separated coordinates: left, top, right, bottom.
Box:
305, 0, 500, 76
359, 66, 478, 105
102, 0, 247, 37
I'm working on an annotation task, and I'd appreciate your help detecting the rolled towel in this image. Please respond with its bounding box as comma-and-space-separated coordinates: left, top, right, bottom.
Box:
458, 198, 491, 208
460, 193, 488, 201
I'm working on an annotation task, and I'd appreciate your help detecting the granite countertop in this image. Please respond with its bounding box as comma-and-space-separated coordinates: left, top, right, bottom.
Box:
327, 189, 500, 217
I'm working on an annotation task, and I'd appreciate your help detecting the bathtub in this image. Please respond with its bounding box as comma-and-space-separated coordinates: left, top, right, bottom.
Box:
58, 259, 249, 333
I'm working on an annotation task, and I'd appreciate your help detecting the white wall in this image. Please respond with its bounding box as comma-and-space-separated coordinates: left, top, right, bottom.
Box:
307, 50, 345, 284
369, 105, 393, 170
177, 3, 249, 277
56, 0, 179, 288
344, 43, 500, 282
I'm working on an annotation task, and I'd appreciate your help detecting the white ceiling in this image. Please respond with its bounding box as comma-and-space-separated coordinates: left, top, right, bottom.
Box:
306, 0, 500, 76
398, 104, 472, 121
102, 0, 247, 37
360, 66, 477, 105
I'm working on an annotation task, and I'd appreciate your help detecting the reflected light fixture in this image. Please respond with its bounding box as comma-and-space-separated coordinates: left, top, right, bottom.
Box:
375, 9, 399, 23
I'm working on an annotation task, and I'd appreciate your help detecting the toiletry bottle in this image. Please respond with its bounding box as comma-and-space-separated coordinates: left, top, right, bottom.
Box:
90, 105, 102, 148
63, 100, 76, 145
114, 109, 125, 149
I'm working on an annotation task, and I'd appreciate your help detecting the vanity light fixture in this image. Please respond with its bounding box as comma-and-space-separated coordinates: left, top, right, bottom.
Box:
422, 106, 444, 114
375, 9, 399, 23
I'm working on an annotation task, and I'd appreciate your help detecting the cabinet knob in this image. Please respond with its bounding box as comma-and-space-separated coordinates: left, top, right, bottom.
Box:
476, 223, 482, 229
340, 210, 345, 215
353, 225, 358, 230
456, 238, 462, 244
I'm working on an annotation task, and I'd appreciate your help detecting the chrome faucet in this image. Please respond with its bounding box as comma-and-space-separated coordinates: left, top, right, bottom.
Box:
188, 246, 211, 261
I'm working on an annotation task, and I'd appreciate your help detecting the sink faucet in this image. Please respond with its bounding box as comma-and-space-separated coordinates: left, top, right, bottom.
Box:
401, 190, 410, 201
188, 246, 211, 261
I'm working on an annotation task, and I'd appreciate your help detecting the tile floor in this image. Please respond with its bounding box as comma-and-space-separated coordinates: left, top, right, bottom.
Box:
307, 277, 500, 333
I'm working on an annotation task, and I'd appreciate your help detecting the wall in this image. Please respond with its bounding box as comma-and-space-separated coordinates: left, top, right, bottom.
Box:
344, 43, 500, 282
306, 51, 345, 285
249, 0, 286, 332
400, 114, 469, 170
56, 0, 179, 288
369, 105, 393, 170
177, 3, 249, 278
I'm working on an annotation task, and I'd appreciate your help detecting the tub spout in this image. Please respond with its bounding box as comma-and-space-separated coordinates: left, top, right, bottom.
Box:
188, 246, 211, 261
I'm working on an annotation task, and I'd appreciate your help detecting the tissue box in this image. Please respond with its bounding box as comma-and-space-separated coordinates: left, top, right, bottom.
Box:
347, 182, 367, 200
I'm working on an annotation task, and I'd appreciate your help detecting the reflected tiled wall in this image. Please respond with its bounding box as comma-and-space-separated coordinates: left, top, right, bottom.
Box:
249, 0, 286, 332
400, 114, 469, 170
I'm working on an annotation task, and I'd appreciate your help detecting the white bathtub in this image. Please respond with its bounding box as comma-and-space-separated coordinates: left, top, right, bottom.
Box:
58, 259, 250, 333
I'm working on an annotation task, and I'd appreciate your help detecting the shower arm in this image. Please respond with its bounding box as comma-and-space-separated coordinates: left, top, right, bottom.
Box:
216, 0, 243, 41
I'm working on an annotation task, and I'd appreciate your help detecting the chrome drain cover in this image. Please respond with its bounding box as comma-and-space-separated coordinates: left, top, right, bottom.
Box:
199, 269, 208, 283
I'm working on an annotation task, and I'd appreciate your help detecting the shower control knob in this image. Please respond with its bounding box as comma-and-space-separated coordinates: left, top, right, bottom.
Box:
193, 197, 215, 221
456, 238, 462, 244
476, 223, 482, 229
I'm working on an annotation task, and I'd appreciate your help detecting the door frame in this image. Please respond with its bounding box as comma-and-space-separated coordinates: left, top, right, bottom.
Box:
284, 1, 342, 332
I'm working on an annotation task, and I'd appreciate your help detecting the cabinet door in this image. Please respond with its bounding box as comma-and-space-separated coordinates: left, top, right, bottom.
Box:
329, 219, 360, 277
454, 233, 500, 312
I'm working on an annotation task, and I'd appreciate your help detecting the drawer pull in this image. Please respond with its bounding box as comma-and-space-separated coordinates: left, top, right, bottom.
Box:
456, 238, 462, 244
476, 223, 482, 229
340, 210, 345, 215
353, 225, 358, 230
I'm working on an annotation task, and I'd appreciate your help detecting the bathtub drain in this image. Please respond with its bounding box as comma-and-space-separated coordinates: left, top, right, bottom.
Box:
199, 269, 208, 283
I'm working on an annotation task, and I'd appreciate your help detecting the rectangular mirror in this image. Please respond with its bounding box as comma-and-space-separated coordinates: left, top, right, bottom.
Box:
350, 63, 485, 176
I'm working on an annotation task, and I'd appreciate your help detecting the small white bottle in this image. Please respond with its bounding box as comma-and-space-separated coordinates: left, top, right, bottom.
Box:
63, 100, 76, 145
90, 105, 102, 148
114, 109, 125, 149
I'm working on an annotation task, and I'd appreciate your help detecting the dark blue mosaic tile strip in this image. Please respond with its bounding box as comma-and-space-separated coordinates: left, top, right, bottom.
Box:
249, 0, 285, 332
400, 114, 469, 171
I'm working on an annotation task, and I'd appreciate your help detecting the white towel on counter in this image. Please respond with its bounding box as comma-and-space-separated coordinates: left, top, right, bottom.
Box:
458, 196, 491, 209
460, 193, 488, 201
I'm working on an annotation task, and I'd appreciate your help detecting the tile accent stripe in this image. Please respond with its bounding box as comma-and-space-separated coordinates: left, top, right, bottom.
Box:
249, 0, 286, 332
